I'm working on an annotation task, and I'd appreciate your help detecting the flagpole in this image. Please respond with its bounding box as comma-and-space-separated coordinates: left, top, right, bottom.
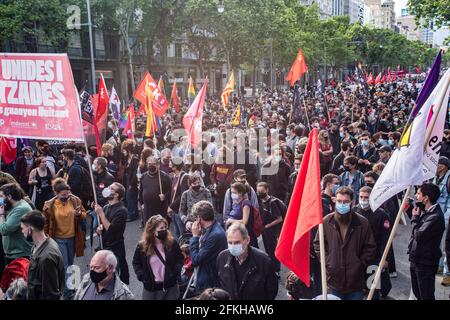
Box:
302, 97, 311, 130
76, 87, 103, 249
318, 223, 328, 300
368, 70, 450, 300
367, 186, 411, 300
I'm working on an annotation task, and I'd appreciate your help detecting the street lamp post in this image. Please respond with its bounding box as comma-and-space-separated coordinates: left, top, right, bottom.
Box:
86, 0, 96, 93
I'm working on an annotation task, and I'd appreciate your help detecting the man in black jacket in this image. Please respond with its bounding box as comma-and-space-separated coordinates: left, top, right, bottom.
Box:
256, 182, 283, 276
94, 183, 129, 285
408, 183, 446, 300
261, 146, 292, 204
92, 157, 115, 207
20, 210, 64, 300
167, 158, 190, 239
216, 222, 278, 300
139, 156, 172, 222
354, 186, 392, 299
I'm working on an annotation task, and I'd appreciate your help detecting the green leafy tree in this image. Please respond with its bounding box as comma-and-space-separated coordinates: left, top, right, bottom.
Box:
408, 0, 450, 28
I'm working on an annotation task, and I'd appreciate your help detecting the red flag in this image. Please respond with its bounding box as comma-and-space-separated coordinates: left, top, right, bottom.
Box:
0, 138, 17, 165
124, 105, 135, 138
133, 71, 170, 117
415, 66, 421, 74
374, 72, 382, 84
381, 74, 387, 83
286, 49, 308, 86
136, 103, 146, 117
171, 80, 180, 113
275, 129, 322, 287
96, 74, 109, 123
367, 73, 374, 85
183, 78, 208, 147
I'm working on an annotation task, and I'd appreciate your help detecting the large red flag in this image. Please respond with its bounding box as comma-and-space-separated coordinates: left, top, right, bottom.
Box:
0, 137, 17, 165
96, 74, 109, 123
286, 49, 308, 86
275, 128, 323, 287
183, 78, 208, 147
171, 80, 180, 113
133, 71, 170, 117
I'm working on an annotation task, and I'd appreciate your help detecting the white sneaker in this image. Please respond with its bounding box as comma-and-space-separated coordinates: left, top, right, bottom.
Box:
389, 272, 398, 278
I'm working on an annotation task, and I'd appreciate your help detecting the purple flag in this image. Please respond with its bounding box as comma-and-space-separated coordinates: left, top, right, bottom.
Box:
411, 50, 442, 118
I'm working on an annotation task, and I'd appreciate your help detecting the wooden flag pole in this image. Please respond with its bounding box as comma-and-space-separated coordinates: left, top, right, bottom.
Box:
318, 223, 328, 300
303, 97, 311, 130
367, 186, 411, 300
76, 85, 103, 249
368, 70, 450, 300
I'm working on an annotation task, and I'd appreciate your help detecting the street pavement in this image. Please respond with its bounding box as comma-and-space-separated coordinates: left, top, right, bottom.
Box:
73, 214, 450, 300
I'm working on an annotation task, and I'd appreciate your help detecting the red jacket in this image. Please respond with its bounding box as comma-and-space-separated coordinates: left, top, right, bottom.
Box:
0, 257, 29, 292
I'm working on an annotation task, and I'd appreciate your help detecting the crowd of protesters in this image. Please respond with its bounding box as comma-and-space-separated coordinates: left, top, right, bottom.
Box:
0, 74, 450, 301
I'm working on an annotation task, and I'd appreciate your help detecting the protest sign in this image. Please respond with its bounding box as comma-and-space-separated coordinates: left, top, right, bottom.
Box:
0, 53, 84, 141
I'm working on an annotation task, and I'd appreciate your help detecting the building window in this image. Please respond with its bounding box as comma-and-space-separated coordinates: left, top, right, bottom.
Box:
175, 43, 182, 58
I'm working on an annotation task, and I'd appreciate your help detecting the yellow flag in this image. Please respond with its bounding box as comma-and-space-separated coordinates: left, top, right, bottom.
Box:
221, 71, 235, 109
145, 85, 158, 137
232, 105, 241, 126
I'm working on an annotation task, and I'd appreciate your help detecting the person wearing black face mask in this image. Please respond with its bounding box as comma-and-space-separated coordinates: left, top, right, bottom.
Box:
256, 182, 283, 277
167, 158, 190, 240
133, 215, 183, 300
179, 175, 212, 224
74, 250, 134, 300
94, 183, 130, 285
20, 210, 65, 300
139, 157, 172, 223
42, 178, 86, 300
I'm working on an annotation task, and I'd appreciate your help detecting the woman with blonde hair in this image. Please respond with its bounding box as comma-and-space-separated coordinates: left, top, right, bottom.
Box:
132, 215, 183, 300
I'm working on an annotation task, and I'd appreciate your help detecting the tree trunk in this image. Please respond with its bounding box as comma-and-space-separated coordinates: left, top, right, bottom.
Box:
252, 63, 257, 96
124, 33, 136, 94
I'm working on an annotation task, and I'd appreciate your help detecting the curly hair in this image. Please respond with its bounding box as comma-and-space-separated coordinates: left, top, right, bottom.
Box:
121, 139, 136, 154
139, 215, 175, 256
52, 178, 71, 193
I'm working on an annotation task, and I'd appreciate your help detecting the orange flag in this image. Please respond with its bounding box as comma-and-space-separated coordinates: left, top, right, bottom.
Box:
275, 128, 323, 287
133, 71, 169, 117
286, 49, 308, 86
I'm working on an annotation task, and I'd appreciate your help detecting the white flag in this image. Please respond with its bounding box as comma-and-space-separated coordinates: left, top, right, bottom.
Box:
109, 86, 121, 121
423, 70, 450, 180
370, 68, 450, 211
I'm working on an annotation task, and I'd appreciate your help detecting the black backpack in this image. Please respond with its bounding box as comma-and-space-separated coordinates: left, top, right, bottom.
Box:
270, 197, 287, 220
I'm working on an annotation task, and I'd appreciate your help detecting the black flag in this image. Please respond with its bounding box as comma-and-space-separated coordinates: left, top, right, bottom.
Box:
80, 87, 94, 124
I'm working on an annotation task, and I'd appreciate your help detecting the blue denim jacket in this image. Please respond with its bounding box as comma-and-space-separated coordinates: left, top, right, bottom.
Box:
340, 170, 365, 203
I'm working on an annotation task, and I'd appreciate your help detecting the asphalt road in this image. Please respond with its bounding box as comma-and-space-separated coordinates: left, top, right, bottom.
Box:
73, 214, 450, 300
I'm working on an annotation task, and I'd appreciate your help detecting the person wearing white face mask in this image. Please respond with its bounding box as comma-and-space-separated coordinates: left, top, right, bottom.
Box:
354, 186, 392, 299
216, 222, 278, 300
94, 182, 129, 285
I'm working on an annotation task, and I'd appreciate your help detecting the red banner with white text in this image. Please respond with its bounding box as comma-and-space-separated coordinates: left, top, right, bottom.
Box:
0, 53, 84, 141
